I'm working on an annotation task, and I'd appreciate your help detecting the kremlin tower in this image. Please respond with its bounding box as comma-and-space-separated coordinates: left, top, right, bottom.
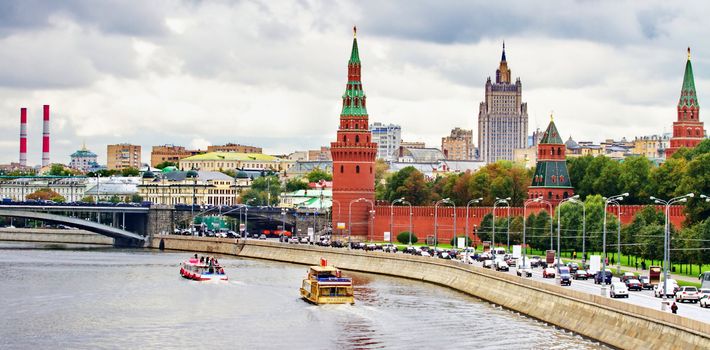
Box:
330, 27, 377, 239
528, 116, 574, 204
666, 47, 706, 158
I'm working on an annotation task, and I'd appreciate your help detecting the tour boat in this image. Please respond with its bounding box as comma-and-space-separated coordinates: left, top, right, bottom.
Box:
300, 259, 354, 305
180, 258, 228, 281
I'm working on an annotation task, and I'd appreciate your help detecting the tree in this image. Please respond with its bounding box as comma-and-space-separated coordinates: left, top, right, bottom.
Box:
678, 153, 710, 225
155, 161, 176, 170
374, 159, 389, 200
285, 178, 308, 192
567, 155, 594, 198
241, 175, 282, 206
81, 195, 95, 203
108, 195, 122, 203
26, 188, 65, 202
306, 168, 332, 183
384, 166, 432, 205
478, 213, 493, 242
130, 194, 143, 203
121, 167, 140, 177
619, 156, 652, 204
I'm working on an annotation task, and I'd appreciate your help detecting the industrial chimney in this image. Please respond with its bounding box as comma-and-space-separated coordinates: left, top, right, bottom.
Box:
42, 104, 50, 167
19, 108, 27, 166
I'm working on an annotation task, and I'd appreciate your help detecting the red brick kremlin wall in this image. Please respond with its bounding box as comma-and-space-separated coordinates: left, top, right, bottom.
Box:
358, 205, 686, 243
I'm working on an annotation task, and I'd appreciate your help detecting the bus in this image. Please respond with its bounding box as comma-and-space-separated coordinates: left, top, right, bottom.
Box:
649, 266, 661, 286
700, 271, 710, 289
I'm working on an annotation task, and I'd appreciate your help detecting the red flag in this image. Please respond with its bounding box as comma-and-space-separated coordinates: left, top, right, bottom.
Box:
320, 258, 327, 267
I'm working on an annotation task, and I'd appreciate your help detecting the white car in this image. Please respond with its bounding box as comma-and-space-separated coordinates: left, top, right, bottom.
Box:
675, 286, 700, 303
420, 251, 431, 257
482, 260, 494, 269
654, 284, 676, 298
517, 264, 533, 277
699, 289, 710, 308
495, 260, 509, 271
610, 282, 629, 298
542, 267, 556, 278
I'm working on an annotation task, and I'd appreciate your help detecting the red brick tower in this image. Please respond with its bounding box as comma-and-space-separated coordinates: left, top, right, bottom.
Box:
528, 116, 574, 205
667, 47, 705, 158
331, 27, 377, 239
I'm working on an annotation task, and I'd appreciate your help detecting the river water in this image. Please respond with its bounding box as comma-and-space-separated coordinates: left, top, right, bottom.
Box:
0, 243, 607, 349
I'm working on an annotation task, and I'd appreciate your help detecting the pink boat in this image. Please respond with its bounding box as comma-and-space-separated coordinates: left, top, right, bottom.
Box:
179, 258, 228, 281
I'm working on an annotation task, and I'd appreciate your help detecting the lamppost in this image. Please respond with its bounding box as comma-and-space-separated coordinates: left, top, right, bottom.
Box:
390, 197, 405, 245
650, 193, 693, 310
403, 200, 413, 246
331, 199, 341, 241
95, 173, 101, 204
434, 198, 453, 249
522, 197, 542, 269
493, 197, 510, 251
245, 198, 256, 237
608, 200, 622, 274
465, 197, 483, 249
556, 195, 580, 266
601, 192, 628, 296
281, 208, 287, 238
348, 197, 373, 249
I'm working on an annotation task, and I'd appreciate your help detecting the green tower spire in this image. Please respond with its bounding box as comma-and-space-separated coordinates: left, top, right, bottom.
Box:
679, 47, 698, 108
349, 26, 360, 64
539, 114, 563, 144
341, 26, 367, 116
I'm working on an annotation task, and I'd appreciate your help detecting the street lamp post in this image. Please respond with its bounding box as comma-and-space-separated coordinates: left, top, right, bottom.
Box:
403, 200, 413, 246
523, 197, 542, 269
348, 197, 373, 249
493, 197, 510, 251
331, 199, 341, 241
245, 198, 256, 237
434, 198, 453, 249
608, 200, 622, 274
556, 195, 580, 266
281, 208, 287, 238
390, 197, 405, 245
601, 193, 629, 296
466, 198, 483, 262
651, 193, 693, 310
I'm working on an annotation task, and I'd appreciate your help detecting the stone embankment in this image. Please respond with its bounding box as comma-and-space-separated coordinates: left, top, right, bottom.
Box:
0, 228, 113, 245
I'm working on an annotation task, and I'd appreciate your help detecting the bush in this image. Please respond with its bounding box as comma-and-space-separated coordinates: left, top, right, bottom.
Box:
397, 231, 418, 244
450, 235, 472, 247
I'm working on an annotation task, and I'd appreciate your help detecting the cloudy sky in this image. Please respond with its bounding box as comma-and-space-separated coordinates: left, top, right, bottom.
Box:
0, 0, 708, 166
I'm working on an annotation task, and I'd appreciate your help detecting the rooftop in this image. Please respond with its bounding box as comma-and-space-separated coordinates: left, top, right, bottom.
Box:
181, 152, 280, 162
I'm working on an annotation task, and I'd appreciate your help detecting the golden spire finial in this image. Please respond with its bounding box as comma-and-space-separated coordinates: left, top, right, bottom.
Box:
353, 26, 357, 38
82, 139, 87, 151
688, 46, 691, 60
550, 111, 554, 122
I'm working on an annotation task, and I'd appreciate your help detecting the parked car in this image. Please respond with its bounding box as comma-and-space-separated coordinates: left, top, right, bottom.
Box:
675, 286, 700, 303
517, 264, 533, 277
421, 251, 432, 257
594, 270, 612, 285
559, 268, 572, 286
625, 279, 643, 291
610, 282, 629, 298
478, 253, 492, 262
529, 256, 542, 268
482, 260, 494, 269
573, 269, 589, 280
542, 267, 556, 278
505, 256, 517, 267
638, 276, 654, 290
620, 272, 637, 283
699, 289, 710, 308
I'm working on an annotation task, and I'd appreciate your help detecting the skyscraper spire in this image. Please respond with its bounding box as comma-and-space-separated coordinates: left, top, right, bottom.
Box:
502, 41, 506, 61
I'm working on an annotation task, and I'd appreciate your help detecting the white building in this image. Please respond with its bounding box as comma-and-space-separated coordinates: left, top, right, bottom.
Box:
69, 145, 99, 172
370, 122, 402, 161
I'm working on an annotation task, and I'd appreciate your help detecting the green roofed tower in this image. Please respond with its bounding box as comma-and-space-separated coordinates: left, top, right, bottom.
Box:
528, 115, 574, 205
666, 47, 706, 158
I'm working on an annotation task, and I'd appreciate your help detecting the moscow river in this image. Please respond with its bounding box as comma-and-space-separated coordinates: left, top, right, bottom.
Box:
0, 243, 607, 349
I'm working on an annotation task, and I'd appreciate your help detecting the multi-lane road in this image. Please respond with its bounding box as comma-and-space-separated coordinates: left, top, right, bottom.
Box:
461, 255, 710, 324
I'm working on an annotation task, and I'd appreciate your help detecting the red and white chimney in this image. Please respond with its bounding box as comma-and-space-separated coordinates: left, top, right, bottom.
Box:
42, 104, 50, 167
19, 107, 27, 166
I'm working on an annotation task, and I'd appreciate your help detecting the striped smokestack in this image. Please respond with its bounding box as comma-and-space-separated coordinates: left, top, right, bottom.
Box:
42, 104, 50, 167
19, 108, 27, 166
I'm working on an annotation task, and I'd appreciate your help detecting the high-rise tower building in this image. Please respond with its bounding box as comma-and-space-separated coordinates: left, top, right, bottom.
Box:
528, 116, 574, 204
477, 43, 528, 163
666, 48, 706, 158
330, 27, 377, 239
370, 122, 401, 161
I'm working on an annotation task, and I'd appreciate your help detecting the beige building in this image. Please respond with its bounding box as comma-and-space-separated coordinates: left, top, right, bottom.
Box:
179, 152, 288, 172
107, 144, 141, 170
633, 135, 670, 159
400, 141, 425, 149
207, 143, 262, 154
138, 170, 248, 206
442, 127, 475, 160
307, 147, 332, 161
150, 145, 203, 167
513, 146, 537, 169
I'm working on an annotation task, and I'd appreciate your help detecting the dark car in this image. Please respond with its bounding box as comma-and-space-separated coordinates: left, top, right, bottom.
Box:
566, 262, 579, 273
594, 270, 612, 285
558, 267, 572, 286
573, 269, 589, 280
625, 279, 642, 291
638, 276, 654, 290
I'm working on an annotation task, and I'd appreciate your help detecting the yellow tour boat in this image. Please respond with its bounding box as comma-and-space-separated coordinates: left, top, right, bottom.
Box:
300, 259, 354, 305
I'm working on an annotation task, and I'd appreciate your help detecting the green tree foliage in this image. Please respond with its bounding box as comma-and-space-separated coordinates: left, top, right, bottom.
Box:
618, 156, 652, 204
374, 159, 389, 200
306, 168, 332, 183
397, 231, 417, 244
384, 166, 432, 205
678, 152, 710, 224
285, 178, 308, 192
240, 175, 282, 206
86, 169, 121, 177
130, 194, 143, 203
108, 195, 122, 203
121, 167, 140, 177
155, 161, 176, 170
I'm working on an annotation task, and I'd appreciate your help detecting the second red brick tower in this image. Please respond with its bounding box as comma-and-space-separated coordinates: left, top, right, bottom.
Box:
331, 27, 377, 240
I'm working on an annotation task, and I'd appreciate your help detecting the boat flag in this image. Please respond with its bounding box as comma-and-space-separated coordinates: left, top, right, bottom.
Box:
320, 258, 327, 267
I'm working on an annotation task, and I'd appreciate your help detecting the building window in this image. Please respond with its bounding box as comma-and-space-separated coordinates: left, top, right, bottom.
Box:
340, 165, 344, 173
343, 135, 347, 142
356, 165, 360, 173
356, 135, 360, 143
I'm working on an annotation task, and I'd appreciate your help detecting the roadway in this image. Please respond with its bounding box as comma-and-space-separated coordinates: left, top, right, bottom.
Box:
461, 256, 710, 324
